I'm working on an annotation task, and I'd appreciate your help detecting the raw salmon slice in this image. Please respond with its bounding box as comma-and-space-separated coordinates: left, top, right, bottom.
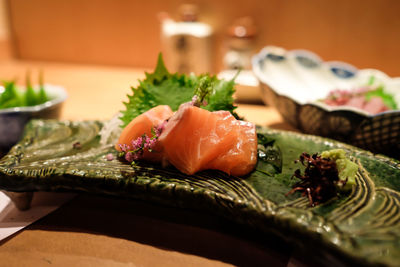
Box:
116, 105, 173, 161
158, 104, 257, 176
207, 113, 258, 176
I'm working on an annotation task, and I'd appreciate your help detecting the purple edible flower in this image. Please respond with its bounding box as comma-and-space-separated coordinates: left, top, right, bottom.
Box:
118, 144, 130, 152
188, 94, 209, 108
190, 95, 200, 106
106, 153, 114, 161
144, 138, 157, 150
155, 121, 167, 136
131, 137, 143, 150
117, 118, 169, 163
142, 136, 151, 149
125, 151, 139, 162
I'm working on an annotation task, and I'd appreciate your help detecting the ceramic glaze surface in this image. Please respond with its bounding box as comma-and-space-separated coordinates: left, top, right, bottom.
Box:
0, 120, 399, 266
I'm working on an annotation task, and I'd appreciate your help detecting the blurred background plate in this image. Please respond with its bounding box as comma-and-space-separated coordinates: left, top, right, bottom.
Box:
252, 46, 400, 158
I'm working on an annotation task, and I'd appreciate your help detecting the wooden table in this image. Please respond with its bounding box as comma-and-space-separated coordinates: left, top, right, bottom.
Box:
0, 60, 306, 267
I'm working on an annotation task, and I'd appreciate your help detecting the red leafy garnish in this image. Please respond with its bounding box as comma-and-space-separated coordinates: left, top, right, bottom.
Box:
286, 152, 346, 207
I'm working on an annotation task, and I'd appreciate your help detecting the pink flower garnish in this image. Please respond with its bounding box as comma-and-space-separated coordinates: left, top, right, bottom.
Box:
118, 121, 168, 163
131, 137, 143, 150
155, 121, 167, 136
190, 95, 199, 106
106, 153, 114, 161
118, 144, 130, 152
125, 151, 139, 162
144, 137, 157, 150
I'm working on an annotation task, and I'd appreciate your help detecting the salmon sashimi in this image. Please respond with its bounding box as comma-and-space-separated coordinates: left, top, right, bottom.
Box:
116, 105, 173, 161
206, 112, 258, 176
158, 104, 257, 176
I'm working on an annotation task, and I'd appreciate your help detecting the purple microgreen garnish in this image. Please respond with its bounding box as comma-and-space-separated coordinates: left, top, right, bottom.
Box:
286, 152, 344, 207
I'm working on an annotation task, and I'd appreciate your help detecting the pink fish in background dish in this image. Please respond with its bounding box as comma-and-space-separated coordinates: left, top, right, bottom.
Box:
323, 87, 394, 114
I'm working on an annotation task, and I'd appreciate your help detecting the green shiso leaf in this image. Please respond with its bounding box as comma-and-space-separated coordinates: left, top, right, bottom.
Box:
120, 53, 238, 128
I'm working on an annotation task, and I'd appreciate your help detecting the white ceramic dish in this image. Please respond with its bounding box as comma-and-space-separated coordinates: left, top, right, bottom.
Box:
252, 46, 400, 158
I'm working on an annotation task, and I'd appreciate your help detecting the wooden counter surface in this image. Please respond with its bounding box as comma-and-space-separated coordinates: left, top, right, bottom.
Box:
0, 60, 303, 267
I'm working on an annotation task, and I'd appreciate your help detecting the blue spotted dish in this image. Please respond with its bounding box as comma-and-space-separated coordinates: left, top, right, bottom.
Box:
252, 46, 400, 158
0, 84, 67, 153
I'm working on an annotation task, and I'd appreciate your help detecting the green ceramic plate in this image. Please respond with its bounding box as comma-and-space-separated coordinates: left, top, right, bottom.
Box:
1, 120, 399, 266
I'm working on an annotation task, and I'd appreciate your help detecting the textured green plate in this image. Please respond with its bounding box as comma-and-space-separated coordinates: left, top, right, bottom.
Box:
1, 120, 400, 266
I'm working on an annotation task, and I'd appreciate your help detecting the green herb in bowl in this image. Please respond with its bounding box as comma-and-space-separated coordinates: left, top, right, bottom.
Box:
0, 74, 50, 109
0, 73, 67, 152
